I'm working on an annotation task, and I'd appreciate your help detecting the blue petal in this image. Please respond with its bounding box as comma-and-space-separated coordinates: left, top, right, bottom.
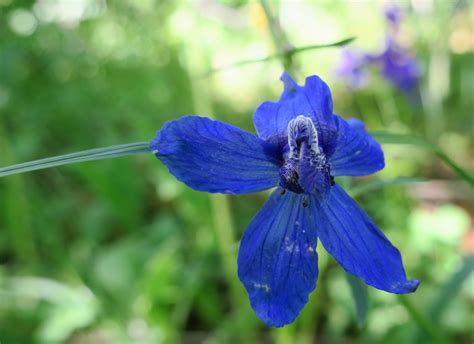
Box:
311, 185, 419, 293
329, 115, 385, 176
253, 73, 337, 153
238, 189, 318, 327
298, 144, 332, 195
150, 116, 281, 194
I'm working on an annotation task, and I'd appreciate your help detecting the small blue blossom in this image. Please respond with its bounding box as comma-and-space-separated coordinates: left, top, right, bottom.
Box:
376, 36, 420, 93
334, 49, 372, 89
335, 4, 420, 96
384, 3, 404, 28
150, 73, 419, 327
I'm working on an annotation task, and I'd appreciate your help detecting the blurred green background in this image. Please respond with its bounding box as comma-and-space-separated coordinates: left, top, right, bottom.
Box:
0, 0, 473, 343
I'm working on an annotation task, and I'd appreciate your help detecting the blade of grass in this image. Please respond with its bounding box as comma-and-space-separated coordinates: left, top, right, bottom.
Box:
372, 132, 474, 188
412, 255, 474, 342
349, 177, 425, 197
397, 295, 447, 344
0, 142, 151, 178
429, 254, 474, 320
345, 273, 368, 328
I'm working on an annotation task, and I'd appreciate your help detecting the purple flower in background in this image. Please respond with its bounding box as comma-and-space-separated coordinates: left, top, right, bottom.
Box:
384, 3, 404, 28
334, 49, 372, 89
336, 4, 420, 96
150, 73, 419, 327
377, 37, 420, 93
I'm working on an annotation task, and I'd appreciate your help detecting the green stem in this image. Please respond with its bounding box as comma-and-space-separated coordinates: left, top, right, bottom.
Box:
202, 37, 355, 77
0, 120, 38, 267
432, 148, 474, 187
0, 142, 151, 178
210, 194, 243, 309
260, 0, 296, 74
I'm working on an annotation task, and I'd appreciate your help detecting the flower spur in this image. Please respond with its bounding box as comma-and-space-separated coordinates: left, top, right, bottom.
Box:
150, 72, 419, 327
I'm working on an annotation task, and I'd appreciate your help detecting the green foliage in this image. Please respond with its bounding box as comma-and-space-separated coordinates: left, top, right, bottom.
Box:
0, 0, 472, 343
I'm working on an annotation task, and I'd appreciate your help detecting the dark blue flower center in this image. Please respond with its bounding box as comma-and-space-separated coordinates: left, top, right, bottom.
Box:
279, 116, 332, 194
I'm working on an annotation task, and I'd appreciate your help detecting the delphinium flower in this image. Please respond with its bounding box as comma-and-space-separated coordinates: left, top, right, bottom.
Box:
150, 72, 419, 327
376, 36, 420, 94
377, 3, 420, 95
335, 3, 420, 97
334, 49, 372, 89
384, 3, 404, 30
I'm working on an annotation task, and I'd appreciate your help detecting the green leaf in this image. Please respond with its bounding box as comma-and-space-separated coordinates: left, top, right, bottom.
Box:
345, 273, 368, 328
371, 132, 474, 188
429, 254, 474, 320
398, 295, 447, 344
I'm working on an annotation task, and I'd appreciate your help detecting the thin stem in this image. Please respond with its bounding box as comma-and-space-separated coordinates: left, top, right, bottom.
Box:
0, 119, 38, 265
432, 148, 474, 187
371, 131, 474, 188
201, 37, 354, 78
0, 142, 151, 178
260, 0, 296, 74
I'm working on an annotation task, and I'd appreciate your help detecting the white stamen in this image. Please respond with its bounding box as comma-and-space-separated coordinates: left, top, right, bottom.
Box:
287, 115, 320, 156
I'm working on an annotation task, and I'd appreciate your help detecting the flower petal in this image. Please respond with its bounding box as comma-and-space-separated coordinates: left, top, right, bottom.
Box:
311, 185, 419, 293
150, 116, 281, 194
253, 73, 337, 153
238, 189, 319, 327
329, 115, 385, 176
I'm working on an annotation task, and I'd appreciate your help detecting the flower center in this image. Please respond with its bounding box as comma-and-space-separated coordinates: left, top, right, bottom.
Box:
279, 115, 332, 194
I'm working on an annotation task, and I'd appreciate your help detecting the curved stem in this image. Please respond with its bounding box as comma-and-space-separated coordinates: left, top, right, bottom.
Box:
0, 142, 151, 178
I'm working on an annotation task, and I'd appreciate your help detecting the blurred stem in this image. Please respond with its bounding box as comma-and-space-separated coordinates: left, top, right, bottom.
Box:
397, 295, 447, 344
0, 120, 37, 268
296, 250, 331, 344
210, 194, 243, 307
431, 147, 474, 187
202, 37, 354, 77
260, 0, 297, 75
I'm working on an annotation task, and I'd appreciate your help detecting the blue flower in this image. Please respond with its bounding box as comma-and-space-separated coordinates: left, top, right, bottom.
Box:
384, 3, 404, 28
334, 49, 372, 89
376, 37, 420, 93
150, 73, 419, 327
